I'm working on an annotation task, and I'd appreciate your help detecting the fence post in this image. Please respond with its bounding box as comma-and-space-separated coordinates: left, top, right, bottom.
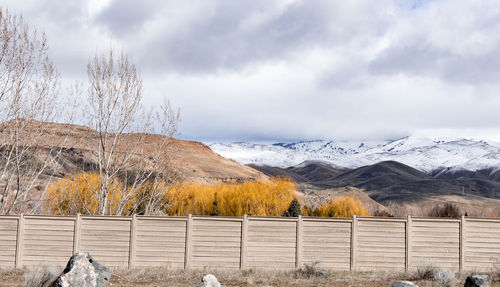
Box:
73, 213, 81, 254
184, 214, 193, 269
406, 215, 411, 272
351, 215, 357, 271
15, 214, 24, 268
129, 214, 137, 269
460, 215, 465, 271
240, 214, 248, 270
295, 215, 303, 268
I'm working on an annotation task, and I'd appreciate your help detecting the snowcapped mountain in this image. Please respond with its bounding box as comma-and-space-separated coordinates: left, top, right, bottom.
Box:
208, 136, 500, 172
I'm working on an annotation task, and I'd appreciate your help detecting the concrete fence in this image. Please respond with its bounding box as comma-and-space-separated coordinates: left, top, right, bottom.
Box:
0, 214, 499, 271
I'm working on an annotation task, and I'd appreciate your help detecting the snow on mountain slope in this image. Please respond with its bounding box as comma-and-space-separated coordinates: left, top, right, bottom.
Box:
208, 136, 500, 172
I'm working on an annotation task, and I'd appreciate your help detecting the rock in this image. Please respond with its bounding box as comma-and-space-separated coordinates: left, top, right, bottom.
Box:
464, 274, 491, 287
388, 281, 419, 287
197, 274, 221, 287
52, 252, 111, 287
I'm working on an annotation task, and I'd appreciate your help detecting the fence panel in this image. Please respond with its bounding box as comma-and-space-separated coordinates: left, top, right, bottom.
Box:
191, 218, 242, 269
464, 218, 500, 271
135, 217, 187, 268
410, 219, 460, 270
23, 217, 75, 267
0, 217, 18, 267
302, 218, 351, 270
79, 217, 131, 267
356, 218, 406, 271
246, 218, 297, 269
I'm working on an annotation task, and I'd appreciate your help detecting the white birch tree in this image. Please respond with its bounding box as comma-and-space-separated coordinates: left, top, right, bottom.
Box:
86, 47, 179, 215
0, 8, 68, 214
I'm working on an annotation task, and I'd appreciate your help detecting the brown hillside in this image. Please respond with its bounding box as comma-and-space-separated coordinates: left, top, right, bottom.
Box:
0, 120, 266, 183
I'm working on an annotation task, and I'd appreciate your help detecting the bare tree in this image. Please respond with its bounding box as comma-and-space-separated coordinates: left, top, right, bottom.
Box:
86, 47, 179, 215
0, 9, 68, 214
131, 97, 180, 215
0, 9, 178, 215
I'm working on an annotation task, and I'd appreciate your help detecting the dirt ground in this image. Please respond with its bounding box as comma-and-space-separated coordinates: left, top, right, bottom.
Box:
4, 267, 500, 287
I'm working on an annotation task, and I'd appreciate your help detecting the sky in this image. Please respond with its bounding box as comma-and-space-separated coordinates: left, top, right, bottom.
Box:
2, 0, 500, 142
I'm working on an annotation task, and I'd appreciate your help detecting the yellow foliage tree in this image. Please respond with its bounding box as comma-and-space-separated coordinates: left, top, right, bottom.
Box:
46, 173, 132, 215
166, 177, 297, 216
46, 174, 297, 217
315, 195, 370, 217
132, 181, 171, 215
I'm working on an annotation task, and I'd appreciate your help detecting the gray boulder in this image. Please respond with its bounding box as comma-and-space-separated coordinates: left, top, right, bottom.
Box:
388, 281, 419, 287
197, 274, 221, 287
464, 275, 491, 287
52, 252, 110, 287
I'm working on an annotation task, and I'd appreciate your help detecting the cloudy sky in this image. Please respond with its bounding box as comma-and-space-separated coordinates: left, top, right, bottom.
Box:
3, 0, 500, 142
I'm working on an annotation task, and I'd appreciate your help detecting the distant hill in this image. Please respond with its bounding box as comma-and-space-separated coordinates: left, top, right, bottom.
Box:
289, 161, 345, 182
251, 160, 500, 210
248, 160, 344, 183
320, 160, 431, 190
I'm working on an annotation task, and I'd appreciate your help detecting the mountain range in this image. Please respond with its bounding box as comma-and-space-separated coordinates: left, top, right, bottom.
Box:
209, 136, 500, 172
249, 160, 500, 202
210, 137, 500, 215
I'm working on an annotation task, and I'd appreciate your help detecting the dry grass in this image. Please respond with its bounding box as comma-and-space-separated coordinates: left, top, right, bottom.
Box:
294, 259, 328, 278
0, 268, 25, 287
3, 266, 500, 287
409, 261, 458, 287
24, 266, 58, 287
107, 267, 500, 287
109, 268, 406, 287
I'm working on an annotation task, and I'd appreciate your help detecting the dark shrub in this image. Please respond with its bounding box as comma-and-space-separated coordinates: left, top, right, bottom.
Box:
374, 210, 394, 217
210, 192, 219, 216
283, 198, 302, 217
429, 202, 461, 218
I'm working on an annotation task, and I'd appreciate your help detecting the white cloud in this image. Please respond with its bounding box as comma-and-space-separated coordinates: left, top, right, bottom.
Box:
2, 0, 500, 141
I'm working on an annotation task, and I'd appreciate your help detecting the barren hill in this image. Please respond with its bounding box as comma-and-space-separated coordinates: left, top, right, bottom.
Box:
0, 120, 266, 185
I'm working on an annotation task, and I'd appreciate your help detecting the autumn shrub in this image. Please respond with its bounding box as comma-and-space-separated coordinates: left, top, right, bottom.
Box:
314, 196, 370, 217
302, 205, 315, 216
165, 177, 297, 216
165, 181, 216, 216
47, 175, 297, 216
46, 172, 132, 215
132, 181, 171, 215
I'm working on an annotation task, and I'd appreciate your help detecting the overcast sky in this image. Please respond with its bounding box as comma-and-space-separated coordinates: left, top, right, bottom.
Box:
3, 0, 500, 142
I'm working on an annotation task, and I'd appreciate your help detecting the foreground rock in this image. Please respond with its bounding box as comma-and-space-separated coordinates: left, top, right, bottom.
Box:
388, 281, 419, 287
53, 252, 110, 287
464, 275, 491, 287
197, 274, 221, 287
